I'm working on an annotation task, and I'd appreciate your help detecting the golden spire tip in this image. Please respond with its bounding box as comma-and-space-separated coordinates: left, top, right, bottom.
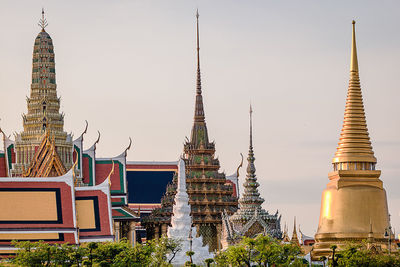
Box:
352, 20, 356, 25
350, 19, 358, 72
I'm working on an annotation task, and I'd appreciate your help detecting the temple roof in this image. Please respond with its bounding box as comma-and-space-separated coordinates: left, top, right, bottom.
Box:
23, 132, 67, 177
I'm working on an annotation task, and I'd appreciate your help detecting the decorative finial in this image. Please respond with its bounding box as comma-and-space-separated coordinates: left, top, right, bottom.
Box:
192, 8, 206, 123
196, 9, 201, 79
95, 131, 101, 145
124, 137, 133, 156
38, 8, 48, 31
249, 104, 253, 148
79, 120, 88, 139
107, 160, 115, 186
350, 19, 358, 72
236, 153, 244, 197
72, 148, 79, 186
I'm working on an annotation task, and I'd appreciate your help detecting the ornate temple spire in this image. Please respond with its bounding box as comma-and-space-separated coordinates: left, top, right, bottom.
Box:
332, 20, 376, 166
240, 105, 264, 207
230, 106, 266, 223
194, 9, 205, 122
190, 10, 209, 146
12, 11, 73, 176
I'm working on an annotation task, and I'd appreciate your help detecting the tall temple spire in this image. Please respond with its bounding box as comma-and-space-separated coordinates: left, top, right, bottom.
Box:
190, 10, 209, 146
194, 9, 205, 123
332, 20, 376, 166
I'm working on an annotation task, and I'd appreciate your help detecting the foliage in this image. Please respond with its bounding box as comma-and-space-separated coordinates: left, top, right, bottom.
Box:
330, 242, 400, 267
214, 234, 304, 267
12, 236, 400, 267
11, 236, 181, 267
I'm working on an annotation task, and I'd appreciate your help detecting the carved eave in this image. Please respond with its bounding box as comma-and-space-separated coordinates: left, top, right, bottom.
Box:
83, 130, 100, 154
73, 120, 88, 143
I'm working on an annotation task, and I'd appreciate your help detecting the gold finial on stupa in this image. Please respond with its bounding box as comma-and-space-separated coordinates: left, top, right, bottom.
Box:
332, 20, 376, 165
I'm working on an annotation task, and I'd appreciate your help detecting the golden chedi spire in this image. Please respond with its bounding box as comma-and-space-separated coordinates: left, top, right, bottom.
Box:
332, 20, 376, 167
312, 21, 392, 260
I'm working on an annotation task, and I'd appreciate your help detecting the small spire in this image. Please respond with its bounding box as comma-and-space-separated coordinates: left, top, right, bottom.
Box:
38, 8, 48, 31
291, 216, 300, 245
350, 20, 358, 72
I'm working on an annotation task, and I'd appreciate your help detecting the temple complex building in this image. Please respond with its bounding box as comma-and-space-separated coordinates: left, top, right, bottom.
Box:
0, 11, 139, 255
311, 21, 396, 259
221, 107, 282, 249
143, 11, 240, 251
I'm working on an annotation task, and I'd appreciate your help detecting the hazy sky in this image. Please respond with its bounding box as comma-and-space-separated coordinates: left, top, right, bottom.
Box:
0, 0, 399, 236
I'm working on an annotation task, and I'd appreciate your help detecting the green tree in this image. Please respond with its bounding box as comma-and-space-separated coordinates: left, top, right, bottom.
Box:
112, 243, 154, 267
254, 234, 280, 266
214, 235, 305, 267
52, 243, 74, 267
93, 239, 131, 265
12, 241, 56, 266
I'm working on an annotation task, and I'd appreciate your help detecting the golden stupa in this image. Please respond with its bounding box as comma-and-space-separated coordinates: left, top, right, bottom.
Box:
312, 21, 395, 259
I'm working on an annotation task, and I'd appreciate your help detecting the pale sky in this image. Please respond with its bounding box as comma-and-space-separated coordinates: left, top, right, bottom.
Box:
0, 0, 399, 236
